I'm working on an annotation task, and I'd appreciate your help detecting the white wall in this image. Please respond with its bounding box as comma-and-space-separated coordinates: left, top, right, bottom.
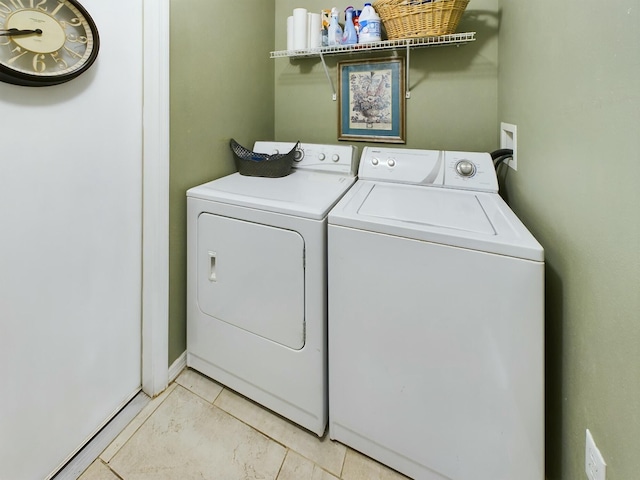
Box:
0, 2, 144, 478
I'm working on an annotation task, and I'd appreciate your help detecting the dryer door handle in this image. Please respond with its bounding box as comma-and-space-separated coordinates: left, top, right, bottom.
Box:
208, 251, 217, 282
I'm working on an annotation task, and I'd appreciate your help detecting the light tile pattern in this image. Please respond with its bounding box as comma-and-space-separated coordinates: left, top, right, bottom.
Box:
278, 451, 339, 480
100, 383, 178, 463
214, 388, 347, 476
108, 386, 286, 479
88, 368, 410, 480
175, 367, 223, 403
342, 449, 411, 480
78, 460, 120, 480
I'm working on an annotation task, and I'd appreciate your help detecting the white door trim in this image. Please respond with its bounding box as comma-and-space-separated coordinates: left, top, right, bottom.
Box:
142, 0, 170, 397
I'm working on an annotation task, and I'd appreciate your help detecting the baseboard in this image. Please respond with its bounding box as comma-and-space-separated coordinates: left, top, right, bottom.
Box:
52, 391, 150, 480
168, 350, 187, 383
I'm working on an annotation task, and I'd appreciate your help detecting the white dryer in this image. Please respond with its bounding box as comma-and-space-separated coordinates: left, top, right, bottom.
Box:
187, 141, 357, 436
328, 147, 544, 479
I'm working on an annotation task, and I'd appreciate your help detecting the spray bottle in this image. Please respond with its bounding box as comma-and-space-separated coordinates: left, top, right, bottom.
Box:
328, 7, 343, 46
342, 6, 358, 45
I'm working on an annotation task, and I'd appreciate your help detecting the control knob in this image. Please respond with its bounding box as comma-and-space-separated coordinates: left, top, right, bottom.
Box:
332, 154, 340, 163
455, 160, 476, 177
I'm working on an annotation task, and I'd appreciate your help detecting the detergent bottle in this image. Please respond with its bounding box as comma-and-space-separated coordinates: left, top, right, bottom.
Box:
358, 2, 381, 43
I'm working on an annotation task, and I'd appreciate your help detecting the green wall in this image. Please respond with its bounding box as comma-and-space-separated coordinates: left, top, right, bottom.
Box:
169, 0, 276, 363
498, 1, 640, 479
274, 0, 500, 151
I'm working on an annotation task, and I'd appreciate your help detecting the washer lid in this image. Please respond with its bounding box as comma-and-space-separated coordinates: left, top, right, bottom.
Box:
187, 170, 357, 220
329, 180, 544, 261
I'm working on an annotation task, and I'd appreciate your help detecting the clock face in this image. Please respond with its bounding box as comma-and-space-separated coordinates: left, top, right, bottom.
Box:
0, 0, 99, 86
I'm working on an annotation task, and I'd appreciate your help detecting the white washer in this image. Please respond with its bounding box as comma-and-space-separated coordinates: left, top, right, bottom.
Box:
187, 141, 358, 436
328, 147, 544, 479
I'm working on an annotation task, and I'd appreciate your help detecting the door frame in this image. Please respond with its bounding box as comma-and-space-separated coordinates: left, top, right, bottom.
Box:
142, 0, 170, 397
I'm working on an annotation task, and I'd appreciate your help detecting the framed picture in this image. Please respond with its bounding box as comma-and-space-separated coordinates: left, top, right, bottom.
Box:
338, 57, 406, 144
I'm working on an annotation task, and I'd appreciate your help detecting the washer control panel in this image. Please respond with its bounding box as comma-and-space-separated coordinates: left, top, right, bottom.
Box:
254, 141, 359, 176
359, 147, 498, 193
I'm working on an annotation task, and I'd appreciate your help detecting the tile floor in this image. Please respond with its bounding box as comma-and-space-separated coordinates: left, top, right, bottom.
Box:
78, 368, 409, 480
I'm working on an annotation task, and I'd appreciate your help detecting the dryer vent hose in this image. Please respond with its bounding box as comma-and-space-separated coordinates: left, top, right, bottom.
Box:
490, 149, 513, 169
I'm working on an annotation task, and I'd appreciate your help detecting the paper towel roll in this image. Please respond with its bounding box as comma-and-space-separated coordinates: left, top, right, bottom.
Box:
287, 16, 294, 51
307, 13, 322, 49
292, 8, 308, 50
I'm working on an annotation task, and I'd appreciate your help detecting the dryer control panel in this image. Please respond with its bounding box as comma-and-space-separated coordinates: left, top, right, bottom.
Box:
358, 147, 499, 193
254, 141, 359, 176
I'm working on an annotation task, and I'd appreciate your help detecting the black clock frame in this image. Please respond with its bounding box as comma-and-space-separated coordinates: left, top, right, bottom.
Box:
0, 0, 100, 87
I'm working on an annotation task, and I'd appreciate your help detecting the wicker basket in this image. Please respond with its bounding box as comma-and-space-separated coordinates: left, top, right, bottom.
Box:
373, 0, 470, 39
230, 139, 299, 178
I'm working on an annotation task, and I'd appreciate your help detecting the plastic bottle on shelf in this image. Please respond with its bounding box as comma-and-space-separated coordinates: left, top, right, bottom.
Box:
353, 9, 362, 36
358, 2, 381, 43
328, 7, 343, 46
342, 7, 358, 45
321, 9, 331, 47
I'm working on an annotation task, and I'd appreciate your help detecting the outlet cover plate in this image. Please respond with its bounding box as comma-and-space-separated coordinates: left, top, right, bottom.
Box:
500, 122, 518, 171
585, 429, 606, 480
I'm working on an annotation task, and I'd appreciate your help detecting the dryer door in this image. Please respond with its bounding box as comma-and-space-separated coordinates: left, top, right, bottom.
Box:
197, 213, 305, 350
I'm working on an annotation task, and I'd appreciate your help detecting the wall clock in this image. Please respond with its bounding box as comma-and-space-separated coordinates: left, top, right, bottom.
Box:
0, 0, 99, 87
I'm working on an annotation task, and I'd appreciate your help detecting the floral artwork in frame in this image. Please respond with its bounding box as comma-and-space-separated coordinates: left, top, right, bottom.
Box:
338, 57, 405, 143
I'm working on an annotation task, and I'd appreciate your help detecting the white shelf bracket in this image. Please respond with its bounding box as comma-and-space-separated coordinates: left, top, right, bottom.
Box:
319, 51, 337, 101
406, 44, 411, 99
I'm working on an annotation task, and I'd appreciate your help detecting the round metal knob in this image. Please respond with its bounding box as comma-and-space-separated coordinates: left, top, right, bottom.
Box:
371, 158, 379, 166
387, 159, 396, 167
456, 160, 476, 177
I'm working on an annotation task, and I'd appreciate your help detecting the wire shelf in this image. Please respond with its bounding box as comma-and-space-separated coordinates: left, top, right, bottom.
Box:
270, 32, 476, 59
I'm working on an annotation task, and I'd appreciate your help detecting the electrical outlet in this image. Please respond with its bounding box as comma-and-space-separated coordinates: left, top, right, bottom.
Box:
585, 429, 607, 480
500, 122, 518, 171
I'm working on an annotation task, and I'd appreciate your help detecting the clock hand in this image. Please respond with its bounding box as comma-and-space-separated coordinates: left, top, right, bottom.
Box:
0, 28, 43, 37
